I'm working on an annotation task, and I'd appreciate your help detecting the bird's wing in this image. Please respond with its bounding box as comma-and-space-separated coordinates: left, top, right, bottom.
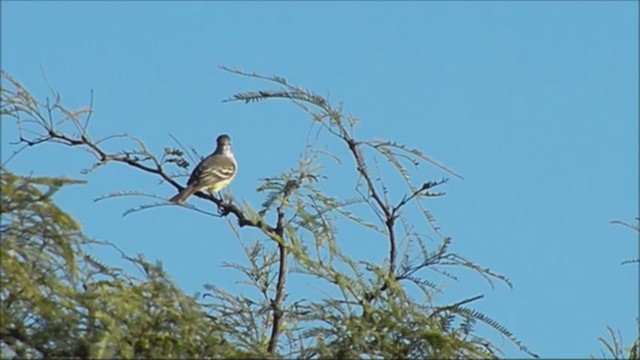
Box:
187, 154, 236, 186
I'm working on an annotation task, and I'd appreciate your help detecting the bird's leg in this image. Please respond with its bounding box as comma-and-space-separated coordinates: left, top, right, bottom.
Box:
207, 189, 224, 203
211, 191, 231, 216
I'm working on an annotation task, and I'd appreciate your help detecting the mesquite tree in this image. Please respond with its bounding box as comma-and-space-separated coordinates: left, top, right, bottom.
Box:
1, 68, 537, 358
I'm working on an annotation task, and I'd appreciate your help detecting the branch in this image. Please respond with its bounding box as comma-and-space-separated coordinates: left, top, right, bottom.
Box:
1, 71, 280, 241
267, 173, 304, 354
610, 219, 640, 233
392, 178, 448, 214
430, 294, 485, 319
220, 66, 466, 300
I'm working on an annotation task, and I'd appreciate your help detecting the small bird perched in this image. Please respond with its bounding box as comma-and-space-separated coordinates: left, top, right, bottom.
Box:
169, 134, 237, 204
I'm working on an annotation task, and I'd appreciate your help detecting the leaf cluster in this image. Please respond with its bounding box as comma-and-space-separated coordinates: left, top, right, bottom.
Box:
0, 168, 240, 359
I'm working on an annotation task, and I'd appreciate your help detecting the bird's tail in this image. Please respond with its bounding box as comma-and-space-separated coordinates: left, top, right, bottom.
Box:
169, 184, 197, 204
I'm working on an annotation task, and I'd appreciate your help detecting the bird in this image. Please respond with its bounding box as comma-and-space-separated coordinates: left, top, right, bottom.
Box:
169, 134, 237, 204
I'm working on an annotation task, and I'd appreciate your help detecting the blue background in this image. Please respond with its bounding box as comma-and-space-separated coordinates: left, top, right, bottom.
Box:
2, 2, 638, 358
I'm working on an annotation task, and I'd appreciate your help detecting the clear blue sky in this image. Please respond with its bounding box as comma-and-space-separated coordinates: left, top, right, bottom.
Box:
2, 2, 638, 358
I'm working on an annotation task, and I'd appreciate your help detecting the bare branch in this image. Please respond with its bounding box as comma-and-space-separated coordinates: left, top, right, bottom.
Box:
610, 218, 640, 233
1, 71, 277, 237
268, 166, 305, 354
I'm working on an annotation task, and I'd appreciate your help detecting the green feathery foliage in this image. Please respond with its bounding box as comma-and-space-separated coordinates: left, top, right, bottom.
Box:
593, 217, 640, 360
0, 167, 242, 359
1, 68, 540, 358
